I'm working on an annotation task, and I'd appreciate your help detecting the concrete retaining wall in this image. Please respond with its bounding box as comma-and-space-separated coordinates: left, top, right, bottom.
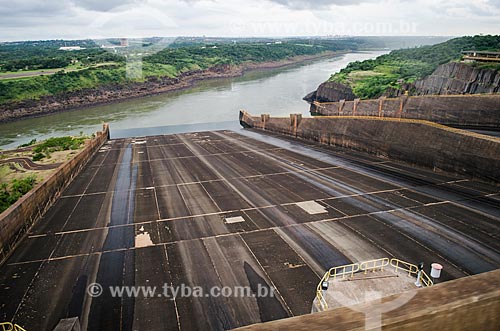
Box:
236, 269, 500, 331
240, 111, 500, 183
311, 94, 500, 129
0, 124, 109, 265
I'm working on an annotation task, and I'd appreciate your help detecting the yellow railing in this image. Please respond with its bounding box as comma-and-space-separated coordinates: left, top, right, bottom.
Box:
0, 322, 27, 331
329, 263, 360, 280
390, 258, 419, 276
316, 271, 330, 311
390, 258, 434, 286
315, 258, 434, 312
315, 258, 388, 311
419, 270, 434, 287
360, 258, 390, 274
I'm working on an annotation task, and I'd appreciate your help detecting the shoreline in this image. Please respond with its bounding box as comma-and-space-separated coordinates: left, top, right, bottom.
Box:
0, 51, 344, 123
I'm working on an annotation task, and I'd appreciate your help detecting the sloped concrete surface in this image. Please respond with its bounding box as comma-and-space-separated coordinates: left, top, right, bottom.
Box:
0, 130, 498, 330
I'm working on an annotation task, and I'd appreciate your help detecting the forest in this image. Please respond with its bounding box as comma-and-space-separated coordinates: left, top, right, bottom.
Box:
0, 38, 380, 104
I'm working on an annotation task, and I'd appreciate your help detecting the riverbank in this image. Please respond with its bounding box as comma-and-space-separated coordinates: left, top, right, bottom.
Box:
0, 51, 342, 123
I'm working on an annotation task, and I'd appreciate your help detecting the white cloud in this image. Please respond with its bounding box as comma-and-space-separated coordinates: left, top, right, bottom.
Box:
267, 0, 373, 9
72, 0, 143, 12
0, 0, 498, 41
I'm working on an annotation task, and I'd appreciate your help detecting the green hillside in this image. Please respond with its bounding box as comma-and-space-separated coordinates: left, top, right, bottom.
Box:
329, 35, 500, 99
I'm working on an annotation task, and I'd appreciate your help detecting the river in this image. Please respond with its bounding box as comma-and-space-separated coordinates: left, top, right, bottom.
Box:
0, 51, 387, 149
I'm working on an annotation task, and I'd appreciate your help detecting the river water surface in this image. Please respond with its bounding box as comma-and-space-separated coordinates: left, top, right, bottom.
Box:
0, 51, 387, 149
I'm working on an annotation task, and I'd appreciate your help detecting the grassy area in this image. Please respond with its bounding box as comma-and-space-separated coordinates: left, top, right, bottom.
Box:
0, 65, 127, 102
328, 35, 500, 99
32, 136, 87, 161
471, 62, 500, 71
0, 62, 120, 81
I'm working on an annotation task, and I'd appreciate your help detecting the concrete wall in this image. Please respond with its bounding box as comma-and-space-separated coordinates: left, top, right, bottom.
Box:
311, 94, 500, 129
0, 124, 109, 265
53, 317, 80, 331
236, 269, 500, 331
240, 111, 500, 183
415, 62, 500, 95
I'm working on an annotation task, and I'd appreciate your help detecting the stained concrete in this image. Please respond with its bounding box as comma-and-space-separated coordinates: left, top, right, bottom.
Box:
240, 111, 500, 182
0, 129, 499, 330
310, 93, 500, 129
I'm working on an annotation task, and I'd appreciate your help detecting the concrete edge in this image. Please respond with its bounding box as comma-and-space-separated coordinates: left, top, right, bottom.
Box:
316, 115, 500, 143
310, 93, 500, 129
234, 269, 500, 331
239, 110, 500, 183
312, 92, 500, 105
0, 124, 110, 266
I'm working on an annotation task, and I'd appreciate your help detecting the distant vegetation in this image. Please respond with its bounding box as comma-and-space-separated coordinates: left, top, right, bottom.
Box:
0, 176, 36, 213
0, 40, 121, 71
329, 35, 500, 99
145, 41, 366, 72
18, 138, 37, 148
0, 65, 126, 103
0, 38, 386, 104
31, 136, 86, 161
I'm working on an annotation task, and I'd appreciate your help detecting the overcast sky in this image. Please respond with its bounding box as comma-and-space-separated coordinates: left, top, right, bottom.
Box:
1, 0, 499, 41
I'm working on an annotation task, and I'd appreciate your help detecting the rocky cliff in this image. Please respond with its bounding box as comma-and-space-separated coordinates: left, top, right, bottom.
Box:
414, 62, 500, 95
306, 62, 500, 103
303, 81, 356, 103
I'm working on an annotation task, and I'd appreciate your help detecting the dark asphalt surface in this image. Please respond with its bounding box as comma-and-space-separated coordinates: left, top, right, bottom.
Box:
0, 129, 499, 330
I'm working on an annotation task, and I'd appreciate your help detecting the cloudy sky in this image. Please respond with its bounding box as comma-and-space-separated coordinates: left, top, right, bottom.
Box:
1, 0, 499, 41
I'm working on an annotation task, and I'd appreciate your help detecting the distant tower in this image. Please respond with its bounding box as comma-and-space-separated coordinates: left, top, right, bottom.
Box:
120, 38, 129, 47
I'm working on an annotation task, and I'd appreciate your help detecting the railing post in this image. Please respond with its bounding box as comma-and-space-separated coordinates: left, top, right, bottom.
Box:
353, 98, 360, 116
378, 96, 386, 117
338, 99, 345, 116
260, 114, 270, 130
398, 95, 408, 118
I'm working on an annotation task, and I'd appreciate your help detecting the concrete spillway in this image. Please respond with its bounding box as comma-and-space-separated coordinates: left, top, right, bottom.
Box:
0, 129, 499, 330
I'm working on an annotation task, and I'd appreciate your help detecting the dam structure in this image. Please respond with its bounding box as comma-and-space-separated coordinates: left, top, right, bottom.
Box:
309, 93, 500, 130
0, 118, 499, 330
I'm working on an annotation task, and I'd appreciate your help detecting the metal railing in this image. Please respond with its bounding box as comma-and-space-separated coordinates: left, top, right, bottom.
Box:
390, 258, 433, 286
0, 322, 27, 331
419, 269, 434, 287
329, 262, 360, 280
316, 271, 330, 311
315, 258, 434, 312
315, 258, 388, 311
390, 258, 419, 276
360, 258, 390, 274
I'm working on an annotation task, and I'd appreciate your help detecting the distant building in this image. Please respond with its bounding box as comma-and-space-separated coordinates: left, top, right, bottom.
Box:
59, 46, 85, 51
120, 38, 129, 47
462, 51, 500, 63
